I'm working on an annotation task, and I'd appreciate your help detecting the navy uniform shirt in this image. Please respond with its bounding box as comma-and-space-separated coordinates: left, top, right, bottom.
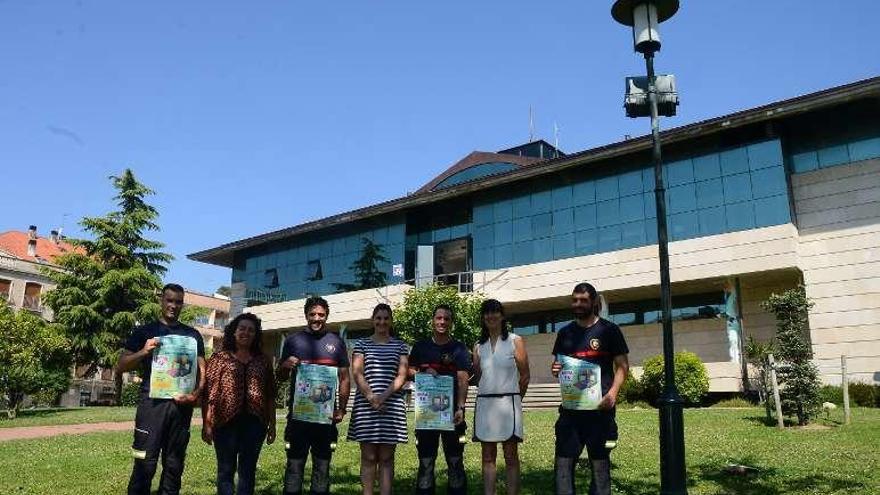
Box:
409, 339, 472, 399
280, 329, 350, 385
552, 318, 629, 396
123, 321, 206, 399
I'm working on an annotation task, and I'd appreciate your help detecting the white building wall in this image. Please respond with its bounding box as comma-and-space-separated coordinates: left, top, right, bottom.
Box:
794, 158, 880, 385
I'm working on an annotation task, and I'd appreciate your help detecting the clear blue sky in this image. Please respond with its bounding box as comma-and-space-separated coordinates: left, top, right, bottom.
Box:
1, 1, 876, 294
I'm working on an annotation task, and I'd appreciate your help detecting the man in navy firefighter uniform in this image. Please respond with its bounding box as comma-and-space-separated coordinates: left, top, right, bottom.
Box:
408, 304, 472, 495
278, 296, 351, 495
551, 283, 630, 495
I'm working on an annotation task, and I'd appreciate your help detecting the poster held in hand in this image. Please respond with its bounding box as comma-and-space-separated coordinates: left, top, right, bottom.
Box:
414, 373, 454, 431
149, 335, 198, 399
292, 363, 339, 424
557, 354, 602, 410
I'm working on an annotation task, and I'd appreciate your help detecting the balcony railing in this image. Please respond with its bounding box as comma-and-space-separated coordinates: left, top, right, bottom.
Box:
405, 270, 499, 294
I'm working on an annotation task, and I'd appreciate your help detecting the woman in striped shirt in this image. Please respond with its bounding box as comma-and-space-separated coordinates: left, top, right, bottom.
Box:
348, 303, 409, 495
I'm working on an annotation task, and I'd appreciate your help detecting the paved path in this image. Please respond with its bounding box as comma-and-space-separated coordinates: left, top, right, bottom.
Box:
0, 418, 204, 442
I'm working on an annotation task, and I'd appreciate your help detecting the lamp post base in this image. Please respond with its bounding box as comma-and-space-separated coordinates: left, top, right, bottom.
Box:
658, 387, 688, 495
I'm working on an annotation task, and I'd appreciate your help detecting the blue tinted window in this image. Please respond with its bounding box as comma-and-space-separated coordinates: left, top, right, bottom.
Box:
532, 213, 553, 238
494, 199, 513, 222
596, 176, 619, 201
751, 166, 787, 199
372, 227, 388, 244
473, 225, 493, 249
754, 195, 791, 227
642, 167, 655, 192
512, 195, 531, 218
494, 221, 512, 245
747, 140, 783, 170
598, 225, 622, 252
532, 190, 552, 213
696, 178, 724, 209
513, 241, 533, 265
723, 173, 752, 203
434, 227, 451, 242
574, 204, 597, 230
720, 147, 749, 176
643, 192, 657, 219
389, 224, 406, 243
645, 220, 658, 244
473, 204, 494, 226
553, 234, 575, 259
596, 199, 620, 227
669, 211, 698, 240
698, 206, 726, 236
495, 245, 513, 268
667, 183, 697, 214
849, 137, 880, 162
553, 208, 574, 235
332, 238, 346, 255
693, 154, 722, 181
619, 170, 643, 196
621, 220, 646, 248
433, 162, 519, 189
473, 247, 493, 270
573, 181, 596, 205
725, 202, 755, 231
666, 159, 694, 187
513, 217, 531, 242
417, 230, 432, 244
619, 194, 644, 223
791, 152, 819, 173
575, 229, 598, 256
533, 237, 552, 262
552, 186, 573, 210
450, 223, 469, 239
818, 145, 849, 168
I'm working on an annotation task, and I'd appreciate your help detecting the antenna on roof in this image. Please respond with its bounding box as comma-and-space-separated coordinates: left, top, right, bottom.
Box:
553, 121, 560, 156
528, 106, 535, 143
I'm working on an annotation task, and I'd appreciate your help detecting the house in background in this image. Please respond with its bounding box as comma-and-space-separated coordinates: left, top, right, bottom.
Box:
190, 77, 880, 391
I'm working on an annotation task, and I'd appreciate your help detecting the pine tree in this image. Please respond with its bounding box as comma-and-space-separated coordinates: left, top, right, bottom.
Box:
333, 238, 390, 292
761, 286, 821, 425
43, 169, 172, 402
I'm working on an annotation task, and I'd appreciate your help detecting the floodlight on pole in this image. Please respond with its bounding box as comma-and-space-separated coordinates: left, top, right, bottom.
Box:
611, 1, 687, 494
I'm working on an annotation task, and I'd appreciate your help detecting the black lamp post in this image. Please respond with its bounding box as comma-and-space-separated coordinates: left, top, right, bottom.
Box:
611, 1, 687, 494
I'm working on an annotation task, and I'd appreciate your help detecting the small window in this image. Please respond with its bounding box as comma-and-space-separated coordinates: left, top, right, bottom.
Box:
306, 260, 323, 281
0, 279, 11, 302
263, 268, 279, 288
23, 282, 41, 311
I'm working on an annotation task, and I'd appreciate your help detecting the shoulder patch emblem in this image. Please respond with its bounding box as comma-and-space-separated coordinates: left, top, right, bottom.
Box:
325, 344, 336, 354
590, 338, 601, 351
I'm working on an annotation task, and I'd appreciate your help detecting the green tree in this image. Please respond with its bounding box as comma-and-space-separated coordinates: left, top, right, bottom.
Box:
0, 304, 72, 418
761, 286, 821, 425
179, 305, 210, 327
640, 351, 710, 406
215, 285, 232, 297
42, 169, 172, 402
393, 284, 483, 348
333, 238, 390, 292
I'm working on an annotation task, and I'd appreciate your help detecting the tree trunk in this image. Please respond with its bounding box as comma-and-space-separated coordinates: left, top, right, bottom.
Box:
6, 391, 22, 419
114, 370, 124, 406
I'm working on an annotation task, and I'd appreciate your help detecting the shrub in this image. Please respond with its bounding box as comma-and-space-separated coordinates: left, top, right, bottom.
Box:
640, 351, 710, 406
848, 382, 877, 407
710, 396, 758, 408
818, 385, 843, 405
120, 382, 140, 407
618, 370, 644, 404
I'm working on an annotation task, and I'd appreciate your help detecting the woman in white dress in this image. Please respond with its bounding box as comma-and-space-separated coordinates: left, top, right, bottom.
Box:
472, 299, 530, 495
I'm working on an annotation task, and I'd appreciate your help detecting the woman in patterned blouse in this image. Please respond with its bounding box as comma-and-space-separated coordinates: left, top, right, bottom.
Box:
202, 313, 276, 495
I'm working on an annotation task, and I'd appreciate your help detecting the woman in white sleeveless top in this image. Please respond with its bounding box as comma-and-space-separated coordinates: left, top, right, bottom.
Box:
472, 299, 530, 495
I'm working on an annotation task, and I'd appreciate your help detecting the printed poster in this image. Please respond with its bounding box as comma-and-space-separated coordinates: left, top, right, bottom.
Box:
414, 373, 454, 431
149, 335, 198, 399
557, 354, 602, 411
292, 363, 338, 424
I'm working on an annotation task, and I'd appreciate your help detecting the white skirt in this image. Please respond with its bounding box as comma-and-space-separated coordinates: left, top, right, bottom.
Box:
473, 394, 524, 442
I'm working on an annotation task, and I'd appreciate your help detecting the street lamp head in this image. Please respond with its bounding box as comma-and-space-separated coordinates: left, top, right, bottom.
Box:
611, 0, 679, 54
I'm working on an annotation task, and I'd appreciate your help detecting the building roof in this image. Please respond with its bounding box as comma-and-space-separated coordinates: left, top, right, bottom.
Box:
189, 75, 880, 268
0, 230, 82, 265
416, 151, 543, 193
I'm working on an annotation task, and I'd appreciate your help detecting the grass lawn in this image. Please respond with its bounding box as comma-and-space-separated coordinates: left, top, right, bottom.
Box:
0, 407, 136, 428
0, 408, 877, 494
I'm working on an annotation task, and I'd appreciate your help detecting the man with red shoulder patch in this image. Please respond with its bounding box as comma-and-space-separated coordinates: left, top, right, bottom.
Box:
551, 283, 630, 495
